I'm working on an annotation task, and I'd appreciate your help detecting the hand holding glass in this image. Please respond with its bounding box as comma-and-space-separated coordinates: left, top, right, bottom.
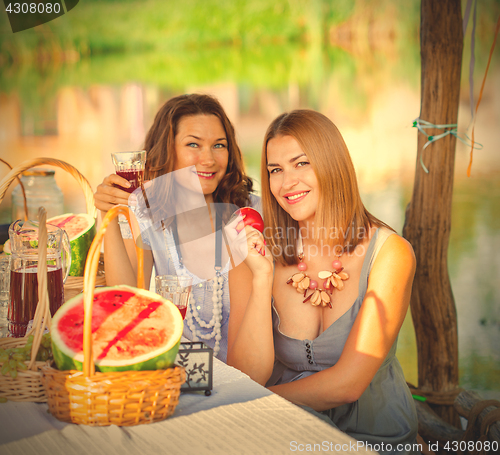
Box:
111, 151, 146, 193
155, 275, 192, 320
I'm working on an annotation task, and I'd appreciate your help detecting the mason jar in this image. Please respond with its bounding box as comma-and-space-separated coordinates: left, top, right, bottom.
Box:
11, 169, 64, 221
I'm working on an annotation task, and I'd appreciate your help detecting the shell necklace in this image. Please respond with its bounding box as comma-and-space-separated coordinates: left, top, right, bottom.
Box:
170, 214, 223, 356
287, 236, 349, 308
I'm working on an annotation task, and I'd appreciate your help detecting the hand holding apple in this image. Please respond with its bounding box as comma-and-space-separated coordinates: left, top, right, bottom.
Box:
234, 207, 264, 233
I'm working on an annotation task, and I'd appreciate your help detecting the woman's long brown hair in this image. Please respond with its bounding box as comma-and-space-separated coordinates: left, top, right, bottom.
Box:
144, 94, 253, 209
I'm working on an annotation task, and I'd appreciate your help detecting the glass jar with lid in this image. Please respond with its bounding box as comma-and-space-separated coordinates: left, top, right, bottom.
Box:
11, 168, 64, 221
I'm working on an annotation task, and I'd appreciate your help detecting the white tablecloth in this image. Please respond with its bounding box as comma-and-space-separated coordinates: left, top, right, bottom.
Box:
0, 359, 373, 455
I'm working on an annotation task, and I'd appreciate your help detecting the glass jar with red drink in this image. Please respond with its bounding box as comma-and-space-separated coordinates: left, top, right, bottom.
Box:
8, 219, 71, 337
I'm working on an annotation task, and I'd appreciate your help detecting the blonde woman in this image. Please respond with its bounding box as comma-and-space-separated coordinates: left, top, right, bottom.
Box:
228, 110, 418, 454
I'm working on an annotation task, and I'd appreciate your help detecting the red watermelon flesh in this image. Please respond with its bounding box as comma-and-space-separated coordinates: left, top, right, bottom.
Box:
51, 286, 183, 371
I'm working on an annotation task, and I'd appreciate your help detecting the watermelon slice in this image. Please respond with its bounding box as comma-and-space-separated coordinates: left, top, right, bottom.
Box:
51, 286, 183, 372
48, 213, 96, 276
3, 239, 10, 254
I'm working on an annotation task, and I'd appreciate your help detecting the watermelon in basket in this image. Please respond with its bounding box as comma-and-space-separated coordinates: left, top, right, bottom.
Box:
51, 285, 183, 372
0, 158, 100, 403
48, 213, 96, 277
41, 205, 186, 426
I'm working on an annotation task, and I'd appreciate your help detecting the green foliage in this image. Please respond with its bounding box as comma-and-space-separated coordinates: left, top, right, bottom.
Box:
460, 350, 500, 394
1, 0, 326, 56
449, 178, 500, 266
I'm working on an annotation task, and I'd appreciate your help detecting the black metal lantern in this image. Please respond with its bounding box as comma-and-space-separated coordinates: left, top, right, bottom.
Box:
176, 341, 213, 396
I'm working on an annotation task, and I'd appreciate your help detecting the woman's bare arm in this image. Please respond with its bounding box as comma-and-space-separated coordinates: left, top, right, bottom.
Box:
95, 174, 153, 288
225, 225, 275, 384
268, 234, 416, 410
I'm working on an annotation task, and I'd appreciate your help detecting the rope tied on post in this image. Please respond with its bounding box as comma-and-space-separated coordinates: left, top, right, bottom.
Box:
412, 118, 482, 174
408, 382, 464, 406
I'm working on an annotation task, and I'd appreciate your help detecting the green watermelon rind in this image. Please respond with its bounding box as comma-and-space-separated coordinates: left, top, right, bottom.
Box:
48, 213, 96, 277
52, 338, 181, 373
51, 285, 184, 372
2, 239, 10, 255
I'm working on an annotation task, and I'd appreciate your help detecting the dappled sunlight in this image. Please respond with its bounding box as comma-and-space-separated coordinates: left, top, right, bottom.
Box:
0, 0, 498, 398
353, 289, 405, 362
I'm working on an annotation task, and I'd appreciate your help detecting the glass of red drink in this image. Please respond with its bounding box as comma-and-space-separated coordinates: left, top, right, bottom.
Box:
111, 150, 146, 193
8, 219, 71, 337
155, 275, 192, 320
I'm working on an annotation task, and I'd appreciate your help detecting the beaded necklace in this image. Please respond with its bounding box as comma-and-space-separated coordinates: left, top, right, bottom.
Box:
170, 213, 223, 356
287, 235, 349, 308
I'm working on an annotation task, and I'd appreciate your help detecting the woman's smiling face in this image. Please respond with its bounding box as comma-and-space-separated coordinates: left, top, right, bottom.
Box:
174, 114, 229, 203
266, 134, 320, 226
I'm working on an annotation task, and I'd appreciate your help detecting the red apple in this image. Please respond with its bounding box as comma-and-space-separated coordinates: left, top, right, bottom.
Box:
234, 207, 264, 233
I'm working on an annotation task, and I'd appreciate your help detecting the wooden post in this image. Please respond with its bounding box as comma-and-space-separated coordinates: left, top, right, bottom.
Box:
402, 0, 463, 426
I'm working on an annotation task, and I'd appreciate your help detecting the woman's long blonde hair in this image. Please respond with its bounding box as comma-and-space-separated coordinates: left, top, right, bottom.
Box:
261, 109, 390, 266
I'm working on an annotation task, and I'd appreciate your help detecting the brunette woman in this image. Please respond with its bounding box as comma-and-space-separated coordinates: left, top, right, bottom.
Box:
94, 94, 260, 362
228, 110, 418, 453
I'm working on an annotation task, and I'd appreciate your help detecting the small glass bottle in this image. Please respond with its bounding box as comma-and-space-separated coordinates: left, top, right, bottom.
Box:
11, 169, 64, 221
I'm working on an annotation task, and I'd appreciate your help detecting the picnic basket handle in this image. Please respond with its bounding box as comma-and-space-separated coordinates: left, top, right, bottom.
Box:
0, 158, 28, 220
0, 157, 96, 218
27, 207, 51, 370
82, 204, 145, 377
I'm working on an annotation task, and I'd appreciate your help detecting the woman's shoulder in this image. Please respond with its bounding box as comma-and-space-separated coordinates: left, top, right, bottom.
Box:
372, 227, 416, 273
378, 227, 414, 254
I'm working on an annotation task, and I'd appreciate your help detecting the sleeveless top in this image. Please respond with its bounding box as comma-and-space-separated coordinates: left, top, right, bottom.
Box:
267, 228, 419, 455
120, 194, 261, 363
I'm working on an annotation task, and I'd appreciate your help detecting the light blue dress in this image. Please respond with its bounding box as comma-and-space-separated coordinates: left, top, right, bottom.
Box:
267, 228, 419, 455
120, 195, 261, 363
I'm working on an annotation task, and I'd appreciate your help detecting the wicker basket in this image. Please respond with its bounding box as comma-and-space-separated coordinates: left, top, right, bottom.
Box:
0, 208, 52, 402
0, 157, 106, 299
42, 205, 185, 426
63, 252, 105, 301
